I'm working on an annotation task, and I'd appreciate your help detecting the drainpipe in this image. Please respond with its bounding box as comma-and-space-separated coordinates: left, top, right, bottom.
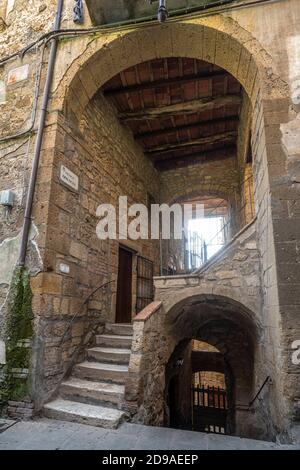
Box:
18, 0, 64, 266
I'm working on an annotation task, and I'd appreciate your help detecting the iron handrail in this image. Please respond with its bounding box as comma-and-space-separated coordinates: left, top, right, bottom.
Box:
59, 279, 115, 346
249, 376, 272, 407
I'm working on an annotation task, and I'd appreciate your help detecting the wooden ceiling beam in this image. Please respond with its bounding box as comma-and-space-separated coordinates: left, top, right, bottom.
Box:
135, 116, 238, 141
148, 144, 236, 163
146, 137, 236, 159
156, 149, 235, 171
118, 95, 241, 121
145, 131, 237, 155
104, 71, 228, 97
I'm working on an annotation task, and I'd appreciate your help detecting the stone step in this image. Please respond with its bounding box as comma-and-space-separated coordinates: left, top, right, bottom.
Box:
74, 361, 128, 384
44, 399, 126, 429
60, 377, 125, 406
96, 334, 133, 349
87, 346, 131, 364
105, 323, 133, 336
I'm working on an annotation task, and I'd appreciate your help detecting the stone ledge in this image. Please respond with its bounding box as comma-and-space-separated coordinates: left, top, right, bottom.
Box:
154, 216, 257, 285
134, 301, 162, 322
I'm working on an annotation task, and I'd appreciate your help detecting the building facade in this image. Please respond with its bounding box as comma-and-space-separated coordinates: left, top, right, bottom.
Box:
0, 0, 299, 442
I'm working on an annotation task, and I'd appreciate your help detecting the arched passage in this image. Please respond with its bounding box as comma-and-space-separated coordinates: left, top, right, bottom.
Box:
163, 294, 265, 439
52, 19, 288, 116
30, 16, 295, 440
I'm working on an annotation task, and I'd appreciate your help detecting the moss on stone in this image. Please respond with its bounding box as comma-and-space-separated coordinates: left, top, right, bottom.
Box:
0, 267, 33, 410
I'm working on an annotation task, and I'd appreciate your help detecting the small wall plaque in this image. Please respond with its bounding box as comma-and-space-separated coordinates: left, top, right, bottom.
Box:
59, 165, 79, 191
7, 64, 29, 85
59, 263, 70, 274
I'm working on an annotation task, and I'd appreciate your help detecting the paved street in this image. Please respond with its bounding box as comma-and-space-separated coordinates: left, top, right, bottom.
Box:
0, 418, 298, 450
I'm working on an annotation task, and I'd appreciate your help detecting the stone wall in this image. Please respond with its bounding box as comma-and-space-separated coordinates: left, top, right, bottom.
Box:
124, 301, 167, 424
125, 222, 272, 439
237, 91, 255, 226
160, 157, 240, 206
28, 90, 161, 404
0, 0, 85, 381
194, 371, 226, 389
164, 339, 192, 429
0, 0, 300, 437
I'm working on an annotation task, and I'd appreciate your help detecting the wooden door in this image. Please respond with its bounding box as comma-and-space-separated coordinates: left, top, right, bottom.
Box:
116, 246, 133, 323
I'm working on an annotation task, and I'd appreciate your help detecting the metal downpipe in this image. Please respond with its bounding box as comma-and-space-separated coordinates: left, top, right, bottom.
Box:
18, 0, 64, 266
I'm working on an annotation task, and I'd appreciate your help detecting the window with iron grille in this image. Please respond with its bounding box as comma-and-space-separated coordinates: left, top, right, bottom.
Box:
136, 256, 154, 313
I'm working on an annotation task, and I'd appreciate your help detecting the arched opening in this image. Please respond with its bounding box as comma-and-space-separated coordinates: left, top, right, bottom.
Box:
32, 19, 292, 438
54, 54, 257, 325
162, 193, 232, 274
78, 55, 255, 283
163, 294, 264, 439
191, 340, 229, 434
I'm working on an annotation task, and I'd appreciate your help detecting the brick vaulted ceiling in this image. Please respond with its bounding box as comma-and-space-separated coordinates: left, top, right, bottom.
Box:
102, 58, 242, 171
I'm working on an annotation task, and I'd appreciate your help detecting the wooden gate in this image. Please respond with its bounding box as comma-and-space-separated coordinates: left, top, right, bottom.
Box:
191, 385, 228, 434
136, 256, 154, 313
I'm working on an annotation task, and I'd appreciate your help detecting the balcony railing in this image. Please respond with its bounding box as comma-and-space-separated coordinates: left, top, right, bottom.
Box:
161, 175, 255, 275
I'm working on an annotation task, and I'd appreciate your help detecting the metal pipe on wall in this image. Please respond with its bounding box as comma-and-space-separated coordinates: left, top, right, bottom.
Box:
18, 0, 64, 266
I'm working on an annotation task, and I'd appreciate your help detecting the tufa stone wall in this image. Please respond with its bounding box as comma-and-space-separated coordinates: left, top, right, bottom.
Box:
0, 0, 299, 437
29, 91, 160, 405
160, 156, 240, 206
125, 222, 272, 439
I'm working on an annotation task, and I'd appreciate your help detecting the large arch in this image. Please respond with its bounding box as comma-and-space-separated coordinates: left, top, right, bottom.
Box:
167, 187, 237, 206
51, 17, 289, 118
131, 293, 269, 439
162, 295, 266, 438
30, 14, 296, 438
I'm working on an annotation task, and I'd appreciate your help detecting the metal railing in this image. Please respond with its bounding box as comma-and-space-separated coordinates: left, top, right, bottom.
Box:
59, 279, 115, 346
161, 175, 255, 275
248, 376, 272, 408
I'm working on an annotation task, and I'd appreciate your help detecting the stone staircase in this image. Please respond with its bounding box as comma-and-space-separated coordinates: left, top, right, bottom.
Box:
44, 323, 133, 429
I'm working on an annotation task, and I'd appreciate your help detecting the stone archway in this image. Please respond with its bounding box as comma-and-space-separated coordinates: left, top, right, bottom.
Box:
128, 293, 268, 439
164, 298, 260, 439
51, 17, 288, 116
30, 15, 297, 438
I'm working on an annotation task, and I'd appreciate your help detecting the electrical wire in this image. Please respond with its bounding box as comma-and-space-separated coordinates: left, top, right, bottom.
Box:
0, 0, 280, 144
0, 0, 281, 67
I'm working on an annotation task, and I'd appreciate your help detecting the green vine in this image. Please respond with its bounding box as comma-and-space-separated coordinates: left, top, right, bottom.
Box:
0, 267, 33, 411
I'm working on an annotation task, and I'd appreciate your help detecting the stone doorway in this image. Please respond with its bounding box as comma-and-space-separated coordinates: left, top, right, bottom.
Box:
159, 293, 263, 438
165, 338, 234, 435
191, 341, 229, 434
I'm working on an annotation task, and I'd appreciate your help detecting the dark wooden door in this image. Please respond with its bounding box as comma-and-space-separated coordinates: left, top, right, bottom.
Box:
116, 246, 133, 323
